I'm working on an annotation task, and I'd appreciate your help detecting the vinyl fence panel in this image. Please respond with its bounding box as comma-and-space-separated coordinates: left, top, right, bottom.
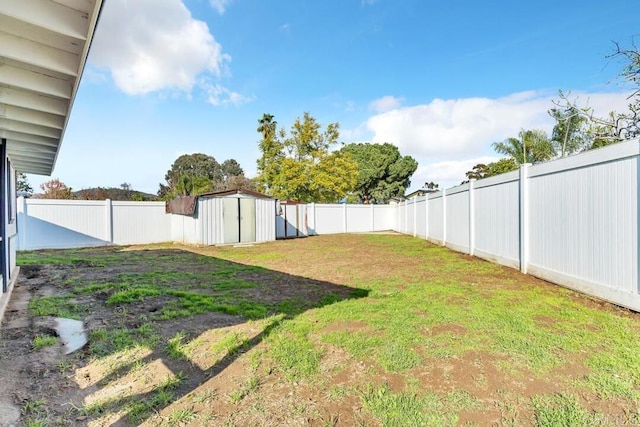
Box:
444, 184, 470, 253
18, 199, 110, 250
112, 201, 171, 245
427, 193, 444, 244
527, 143, 639, 307
473, 172, 520, 268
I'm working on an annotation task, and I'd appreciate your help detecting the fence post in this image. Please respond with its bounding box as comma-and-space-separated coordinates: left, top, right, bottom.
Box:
309, 203, 316, 236
469, 179, 476, 256
442, 189, 447, 246
404, 200, 408, 234
105, 199, 113, 244
425, 193, 429, 241
519, 164, 531, 274
343, 203, 347, 233
370, 203, 374, 232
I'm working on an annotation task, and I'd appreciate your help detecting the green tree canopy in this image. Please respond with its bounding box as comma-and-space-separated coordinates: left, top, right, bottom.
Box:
340, 142, 417, 204
548, 104, 588, 157
256, 112, 358, 202
463, 158, 518, 183
17, 172, 33, 196
159, 153, 247, 199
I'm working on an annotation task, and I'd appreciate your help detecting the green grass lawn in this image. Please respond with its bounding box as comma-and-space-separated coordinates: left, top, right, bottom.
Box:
14, 234, 640, 426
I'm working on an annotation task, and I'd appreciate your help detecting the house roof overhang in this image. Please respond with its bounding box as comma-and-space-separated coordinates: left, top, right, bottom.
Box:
0, 0, 103, 175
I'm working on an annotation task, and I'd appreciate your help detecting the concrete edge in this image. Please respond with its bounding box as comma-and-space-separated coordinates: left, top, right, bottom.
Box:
0, 266, 20, 328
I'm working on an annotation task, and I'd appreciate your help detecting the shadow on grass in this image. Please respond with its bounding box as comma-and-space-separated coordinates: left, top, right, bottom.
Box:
18, 246, 369, 425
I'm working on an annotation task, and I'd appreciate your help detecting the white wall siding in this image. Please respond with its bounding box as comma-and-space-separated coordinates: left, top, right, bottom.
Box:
474, 174, 520, 268
112, 202, 171, 245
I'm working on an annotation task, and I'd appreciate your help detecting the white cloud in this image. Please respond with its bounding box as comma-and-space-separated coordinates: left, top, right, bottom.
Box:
366, 90, 633, 160
210, 0, 232, 14
413, 157, 500, 188
363, 90, 634, 191
204, 82, 254, 106
91, 0, 231, 95
369, 95, 403, 113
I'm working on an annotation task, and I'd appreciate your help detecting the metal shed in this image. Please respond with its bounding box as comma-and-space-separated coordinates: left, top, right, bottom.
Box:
168, 190, 277, 245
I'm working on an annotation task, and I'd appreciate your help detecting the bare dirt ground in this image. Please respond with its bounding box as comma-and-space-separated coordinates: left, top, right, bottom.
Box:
0, 235, 639, 426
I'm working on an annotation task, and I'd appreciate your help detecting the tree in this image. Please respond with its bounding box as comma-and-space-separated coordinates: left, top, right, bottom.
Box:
548, 104, 588, 157
40, 178, 73, 199
463, 158, 518, 183
492, 129, 555, 165
256, 113, 283, 193
256, 112, 358, 202
340, 142, 418, 204
218, 175, 257, 192
424, 181, 439, 191
551, 40, 640, 148
221, 159, 243, 180
17, 173, 33, 196
159, 153, 222, 198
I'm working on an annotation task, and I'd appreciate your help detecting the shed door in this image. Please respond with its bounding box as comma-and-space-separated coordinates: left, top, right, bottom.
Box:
222, 198, 240, 244
240, 198, 256, 243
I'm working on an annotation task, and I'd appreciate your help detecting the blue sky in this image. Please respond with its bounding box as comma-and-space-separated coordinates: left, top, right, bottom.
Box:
29, 0, 640, 194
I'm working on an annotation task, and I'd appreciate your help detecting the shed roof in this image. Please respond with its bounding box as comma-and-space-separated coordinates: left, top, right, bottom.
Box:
0, 0, 104, 175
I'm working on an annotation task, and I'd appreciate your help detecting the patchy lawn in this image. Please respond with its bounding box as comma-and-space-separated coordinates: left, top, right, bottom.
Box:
1, 233, 639, 426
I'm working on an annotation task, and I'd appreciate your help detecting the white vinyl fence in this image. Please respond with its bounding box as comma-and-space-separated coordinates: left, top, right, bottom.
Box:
15, 139, 640, 312
396, 139, 640, 312
17, 198, 171, 250
307, 203, 396, 235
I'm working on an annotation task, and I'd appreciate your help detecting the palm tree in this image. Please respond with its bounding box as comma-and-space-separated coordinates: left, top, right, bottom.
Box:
257, 113, 277, 140
492, 129, 555, 165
